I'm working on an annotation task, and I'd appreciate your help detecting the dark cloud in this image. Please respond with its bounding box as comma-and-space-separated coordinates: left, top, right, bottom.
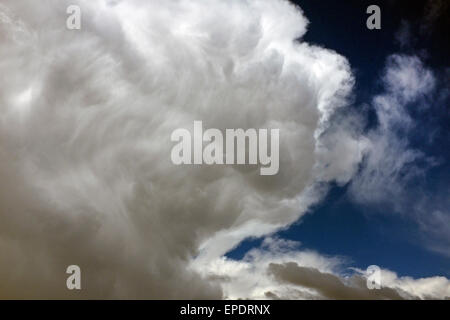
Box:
268, 262, 410, 300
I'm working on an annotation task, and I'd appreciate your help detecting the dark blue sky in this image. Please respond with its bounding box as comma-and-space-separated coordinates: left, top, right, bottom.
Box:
228, 0, 450, 279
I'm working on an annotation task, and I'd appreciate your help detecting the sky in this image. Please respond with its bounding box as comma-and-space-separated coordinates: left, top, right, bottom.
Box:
0, 0, 449, 299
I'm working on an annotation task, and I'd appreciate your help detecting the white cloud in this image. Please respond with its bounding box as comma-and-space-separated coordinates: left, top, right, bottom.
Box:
194, 237, 450, 299
350, 54, 436, 205
192, 237, 344, 299
0, 0, 362, 298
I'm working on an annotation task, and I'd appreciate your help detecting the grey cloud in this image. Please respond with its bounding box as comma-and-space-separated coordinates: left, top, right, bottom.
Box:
0, 0, 359, 298
268, 262, 407, 300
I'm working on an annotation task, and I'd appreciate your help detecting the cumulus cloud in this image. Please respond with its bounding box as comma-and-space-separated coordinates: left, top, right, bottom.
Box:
194, 237, 450, 299
268, 263, 405, 300
0, 0, 364, 298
